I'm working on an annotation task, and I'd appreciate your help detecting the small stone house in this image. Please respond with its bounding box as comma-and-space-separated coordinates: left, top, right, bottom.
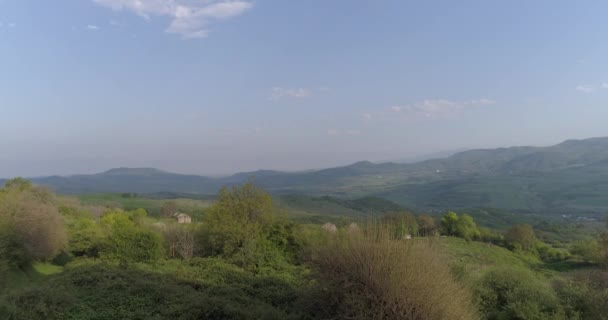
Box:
173, 212, 192, 224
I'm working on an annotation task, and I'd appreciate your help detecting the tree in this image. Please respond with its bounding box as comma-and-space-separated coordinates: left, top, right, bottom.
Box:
440, 211, 459, 236
198, 183, 273, 257
505, 224, 536, 251
100, 211, 164, 265
164, 224, 195, 260
160, 201, 178, 218
0, 179, 67, 264
417, 214, 437, 237
454, 214, 480, 241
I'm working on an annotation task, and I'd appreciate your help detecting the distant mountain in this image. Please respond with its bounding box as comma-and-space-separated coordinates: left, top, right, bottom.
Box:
5, 137, 608, 215
386, 148, 469, 164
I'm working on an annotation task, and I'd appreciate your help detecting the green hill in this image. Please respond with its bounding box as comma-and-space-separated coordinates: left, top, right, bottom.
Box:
5, 137, 608, 216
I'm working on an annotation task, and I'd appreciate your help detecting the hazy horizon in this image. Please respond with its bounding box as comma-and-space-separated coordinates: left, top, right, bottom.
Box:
2, 136, 601, 178
3, 1, 608, 177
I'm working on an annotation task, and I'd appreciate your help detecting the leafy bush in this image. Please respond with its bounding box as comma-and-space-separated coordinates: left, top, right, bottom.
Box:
441, 211, 480, 241
0, 262, 305, 320
0, 180, 67, 267
476, 267, 565, 319
555, 270, 608, 320
99, 211, 164, 264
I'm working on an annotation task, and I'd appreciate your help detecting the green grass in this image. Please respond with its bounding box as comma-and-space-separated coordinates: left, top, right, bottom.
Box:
3, 263, 64, 292
439, 237, 542, 281
439, 236, 598, 284
32, 262, 63, 276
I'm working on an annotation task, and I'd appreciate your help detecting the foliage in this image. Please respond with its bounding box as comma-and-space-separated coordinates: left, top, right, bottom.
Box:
0, 180, 67, 267
0, 262, 305, 320
99, 211, 164, 265
505, 224, 536, 251
441, 211, 480, 241
441, 211, 460, 235
475, 267, 565, 320
455, 214, 481, 241
194, 183, 301, 274
554, 270, 608, 319
198, 183, 273, 257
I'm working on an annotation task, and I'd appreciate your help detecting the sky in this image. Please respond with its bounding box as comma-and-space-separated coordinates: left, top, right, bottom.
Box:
2, 0, 608, 177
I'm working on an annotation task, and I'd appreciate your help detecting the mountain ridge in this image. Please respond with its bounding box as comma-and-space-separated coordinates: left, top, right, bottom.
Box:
3, 136, 608, 215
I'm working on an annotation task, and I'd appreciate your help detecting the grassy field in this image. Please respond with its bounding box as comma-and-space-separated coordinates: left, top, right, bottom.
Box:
439, 236, 593, 284
75, 194, 213, 218
440, 237, 541, 276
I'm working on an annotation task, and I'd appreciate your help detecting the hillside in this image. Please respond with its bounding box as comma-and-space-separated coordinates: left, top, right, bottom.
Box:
5, 137, 608, 216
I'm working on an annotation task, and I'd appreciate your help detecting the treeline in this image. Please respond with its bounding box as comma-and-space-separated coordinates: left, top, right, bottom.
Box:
1, 179, 608, 319
390, 208, 608, 265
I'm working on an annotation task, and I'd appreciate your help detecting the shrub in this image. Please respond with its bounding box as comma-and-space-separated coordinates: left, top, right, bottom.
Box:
0, 180, 67, 264
555, 270, 608, 319
476, 267, 565, 319
505, 224, 536, 251
306, 225, 478, 320
0, 262, 305, 320
99, 212, 164, 264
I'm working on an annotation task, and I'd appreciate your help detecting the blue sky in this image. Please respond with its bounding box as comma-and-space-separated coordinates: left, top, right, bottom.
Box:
1, 0, 608, 177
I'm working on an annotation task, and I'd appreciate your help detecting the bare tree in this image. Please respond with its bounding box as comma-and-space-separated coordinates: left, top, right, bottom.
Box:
161, 201, 178, 218
176, 228, 195, 260
163, 224, 194, 259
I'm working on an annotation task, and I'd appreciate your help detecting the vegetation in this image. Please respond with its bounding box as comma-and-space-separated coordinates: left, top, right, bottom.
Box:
2, 179, 608, 319
306, 227, 478, 320
16, 137, 608, 218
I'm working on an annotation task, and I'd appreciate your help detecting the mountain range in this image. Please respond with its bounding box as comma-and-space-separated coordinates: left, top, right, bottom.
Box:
4, 137, 608, 215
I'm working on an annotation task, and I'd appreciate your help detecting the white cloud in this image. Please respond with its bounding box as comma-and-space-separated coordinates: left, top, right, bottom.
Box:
8, 22, 16, 28
93, 0, 253, 39
269, 87, 312, 101
87, 25, 100, 30
362, 113, 372, 120
327, 129, 339, 136
389, 98, 495, 119
576, 85, 595, 93
602, 83, 608, 89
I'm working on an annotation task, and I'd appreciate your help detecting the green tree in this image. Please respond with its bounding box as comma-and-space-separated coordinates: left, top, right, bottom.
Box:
100, 211, 164, 265
440, 211, 459, 236
199, 183, 273, 257
454, 214, 480, 241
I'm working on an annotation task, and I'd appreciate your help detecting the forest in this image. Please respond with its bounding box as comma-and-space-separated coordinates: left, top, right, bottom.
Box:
1, 178, 608, 320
